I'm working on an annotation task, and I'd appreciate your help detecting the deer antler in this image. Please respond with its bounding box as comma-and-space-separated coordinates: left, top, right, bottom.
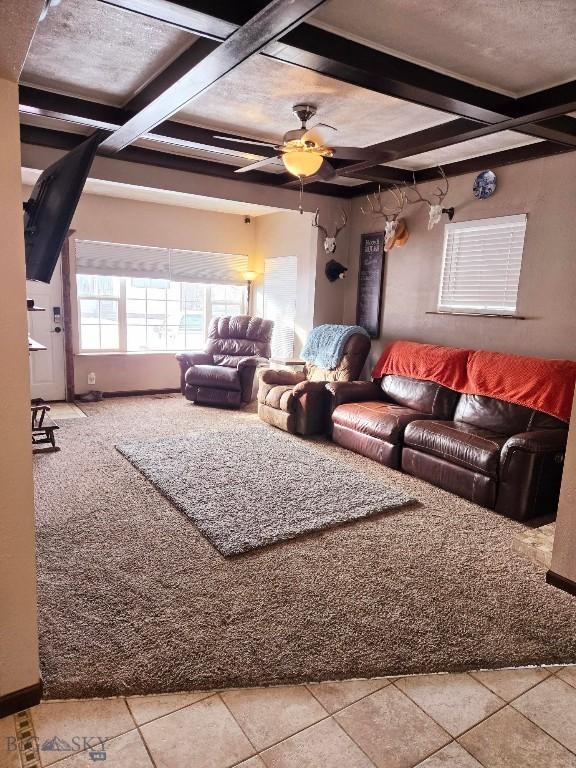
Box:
406, 167, 449, 207
312, 208, 328, 238
361, 185, 406, 218
432, 166, 449, 203
406, 172, 432, 207
334, 208, 348, 238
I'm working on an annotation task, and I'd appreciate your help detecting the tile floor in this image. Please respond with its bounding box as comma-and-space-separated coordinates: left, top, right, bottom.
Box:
512, 522, 556, 569
46, 403, 86, 420
4, 666, 576, 768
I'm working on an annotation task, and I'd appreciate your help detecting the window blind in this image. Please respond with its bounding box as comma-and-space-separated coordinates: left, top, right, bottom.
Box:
75, 240, 247, 285
263, 255, 297, 360
438, 215, 527, 314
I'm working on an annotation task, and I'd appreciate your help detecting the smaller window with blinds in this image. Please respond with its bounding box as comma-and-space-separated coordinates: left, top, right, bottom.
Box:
438, 214, 527, 315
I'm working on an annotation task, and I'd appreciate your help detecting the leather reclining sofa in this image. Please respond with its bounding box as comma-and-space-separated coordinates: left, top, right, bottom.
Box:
327, 342, 573, 521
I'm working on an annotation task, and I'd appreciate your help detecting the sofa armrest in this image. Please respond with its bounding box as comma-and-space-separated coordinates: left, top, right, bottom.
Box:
175, 352, 213, 367
292, 380, 327, 398
259, 368, 306, 386
497, 429, 568, 520
175, 353, 214, 394
237, 356, 269, 371
325, 380, 381, 409
501, 429, 568, 468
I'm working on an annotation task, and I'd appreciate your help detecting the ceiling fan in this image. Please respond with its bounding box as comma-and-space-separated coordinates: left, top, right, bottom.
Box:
214, 104, 373, 180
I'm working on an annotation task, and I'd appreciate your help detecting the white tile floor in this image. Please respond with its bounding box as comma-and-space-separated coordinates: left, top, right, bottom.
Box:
4, 666, 576, 768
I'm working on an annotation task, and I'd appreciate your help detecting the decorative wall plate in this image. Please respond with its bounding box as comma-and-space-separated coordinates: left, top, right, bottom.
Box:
473, 170, 497, 199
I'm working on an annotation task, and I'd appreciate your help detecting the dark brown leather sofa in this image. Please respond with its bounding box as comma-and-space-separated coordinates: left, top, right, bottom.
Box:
327, 375, 568, 520
258, 331, 370, 435
176, 315, 273, 407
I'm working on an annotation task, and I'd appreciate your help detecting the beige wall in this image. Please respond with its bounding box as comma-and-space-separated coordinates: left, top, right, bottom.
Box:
253, 210, 317, 356
343, 153, 576, 371
0, 79, 40, 697
551, 394, 576, 584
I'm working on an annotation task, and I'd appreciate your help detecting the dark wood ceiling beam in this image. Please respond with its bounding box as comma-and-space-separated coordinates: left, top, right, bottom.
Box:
510, 81, 576, 123
98, 0, 329, 154
351, 140, 573, 199
18, 86, 279, 158
98, 0, 238, 39
414, 140, 571, 182
20, 124, 354, 198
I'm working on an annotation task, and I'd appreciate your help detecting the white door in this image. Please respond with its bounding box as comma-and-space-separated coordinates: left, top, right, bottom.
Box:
27, 257, 66, 401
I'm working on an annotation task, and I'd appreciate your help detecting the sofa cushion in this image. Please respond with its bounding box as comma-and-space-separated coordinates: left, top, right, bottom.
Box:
380, 375, 459, 418
333, 401, 435, 443
185, 364, 241, 391
404, 420, 508, 477
263, 384, 295, 412
454, 394, 534, 436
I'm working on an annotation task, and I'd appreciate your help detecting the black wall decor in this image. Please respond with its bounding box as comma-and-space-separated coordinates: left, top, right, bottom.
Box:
356, 232, 385, 338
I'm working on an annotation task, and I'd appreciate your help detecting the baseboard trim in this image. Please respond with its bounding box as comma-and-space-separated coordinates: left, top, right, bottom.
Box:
99, 388, 180, 399
0, 681, 43, 718
546, 570, 576, 597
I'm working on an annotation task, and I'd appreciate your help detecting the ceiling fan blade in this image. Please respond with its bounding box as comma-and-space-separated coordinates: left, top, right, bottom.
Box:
313, 158, 337, 181
331, 146, 375, 160
303, 123, 337, 147
234, 155, 283, 173
214, 135, 278, 148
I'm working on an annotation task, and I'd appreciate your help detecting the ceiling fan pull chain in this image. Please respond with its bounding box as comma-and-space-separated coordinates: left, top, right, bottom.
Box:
299, 177, 304, 214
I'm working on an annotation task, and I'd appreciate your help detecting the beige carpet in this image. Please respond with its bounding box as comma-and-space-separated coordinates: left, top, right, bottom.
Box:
33, 395, 576, 699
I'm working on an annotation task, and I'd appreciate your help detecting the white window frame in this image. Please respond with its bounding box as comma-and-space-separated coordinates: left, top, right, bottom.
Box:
437, 214, 527, 316
77, 275, 246, 354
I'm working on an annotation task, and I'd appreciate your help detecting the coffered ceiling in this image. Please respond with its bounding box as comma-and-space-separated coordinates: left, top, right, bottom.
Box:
312, 0, 576, 96
16, 0, 576, 198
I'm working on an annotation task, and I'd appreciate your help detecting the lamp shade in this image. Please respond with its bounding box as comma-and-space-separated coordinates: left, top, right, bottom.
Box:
282, 150, 323, 178
243, 270, 258, 281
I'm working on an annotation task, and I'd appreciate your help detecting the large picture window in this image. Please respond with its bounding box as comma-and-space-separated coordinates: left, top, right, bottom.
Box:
75, 240, 248, 353
77, 276, 245, 352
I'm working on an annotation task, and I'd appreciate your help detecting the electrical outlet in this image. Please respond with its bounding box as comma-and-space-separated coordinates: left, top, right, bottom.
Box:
88, 372, 96, 386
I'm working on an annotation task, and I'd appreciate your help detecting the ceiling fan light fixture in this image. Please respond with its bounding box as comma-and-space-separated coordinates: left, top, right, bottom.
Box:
282, 149, 324, 178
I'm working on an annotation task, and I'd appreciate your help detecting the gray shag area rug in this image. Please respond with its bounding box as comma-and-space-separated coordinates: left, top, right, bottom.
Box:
33, 395, 576, 699
116, 425, 414, 555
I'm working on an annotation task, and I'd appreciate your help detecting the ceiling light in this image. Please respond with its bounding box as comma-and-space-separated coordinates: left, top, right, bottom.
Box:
282, 150, 323, 178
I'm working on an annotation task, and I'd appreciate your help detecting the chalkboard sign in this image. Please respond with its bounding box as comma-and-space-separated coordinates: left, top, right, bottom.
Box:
356, 232, 385, 338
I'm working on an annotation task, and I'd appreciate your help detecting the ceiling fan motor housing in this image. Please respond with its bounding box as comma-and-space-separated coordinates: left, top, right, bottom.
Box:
293, 104, 317, 126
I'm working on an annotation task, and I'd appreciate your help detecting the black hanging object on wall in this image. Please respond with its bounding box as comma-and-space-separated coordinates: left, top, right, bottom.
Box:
443, 207, 455, 221
325, 259, 348, 282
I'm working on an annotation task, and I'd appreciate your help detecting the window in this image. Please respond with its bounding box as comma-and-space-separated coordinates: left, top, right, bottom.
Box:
77, 275, 120, 351
438, 215, 527, 315
77, 277, 246, 353
75, 240, 248, 353
264, 255, 298, 359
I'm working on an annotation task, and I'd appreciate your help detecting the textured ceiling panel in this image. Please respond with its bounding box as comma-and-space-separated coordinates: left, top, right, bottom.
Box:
385, 131, 543, 171
20, 0, 195, 105
175, 55, 455, 147
0, 0, 43, 80
313, 0, 576, 96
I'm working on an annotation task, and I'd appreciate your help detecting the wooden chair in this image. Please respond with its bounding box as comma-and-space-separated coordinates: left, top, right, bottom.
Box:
31, 404, 59, 449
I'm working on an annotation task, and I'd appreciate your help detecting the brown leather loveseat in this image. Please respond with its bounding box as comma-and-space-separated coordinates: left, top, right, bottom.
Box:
327, 341, 573, 521
176, 315, 273, 407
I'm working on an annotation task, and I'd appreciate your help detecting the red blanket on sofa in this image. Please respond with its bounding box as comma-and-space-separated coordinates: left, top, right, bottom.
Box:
372, 340, 576, 422
371, 340, 470, 391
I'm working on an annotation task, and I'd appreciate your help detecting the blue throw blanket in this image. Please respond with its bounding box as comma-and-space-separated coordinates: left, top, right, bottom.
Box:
301, 324, 369, 369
